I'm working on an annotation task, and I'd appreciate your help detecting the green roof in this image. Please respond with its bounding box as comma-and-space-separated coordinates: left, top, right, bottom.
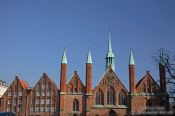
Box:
129, 49, 135, 65
61, 48, 67, 64
106, 35, 115, 58
87, 49, 92, 63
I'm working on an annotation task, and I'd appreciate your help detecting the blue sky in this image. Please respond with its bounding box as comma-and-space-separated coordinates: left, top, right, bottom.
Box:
0, 0, 175, 89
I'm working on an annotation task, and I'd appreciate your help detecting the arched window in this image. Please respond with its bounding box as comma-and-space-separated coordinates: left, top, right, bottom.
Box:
147, 79, 151, 93
142, 83, 146, 93
73, 99, 79, 111
69, 84, 73, 93
119, 90, 125, 105
74, 78, 78, 93
107, 86, 115, 105
96, 89, 104, 105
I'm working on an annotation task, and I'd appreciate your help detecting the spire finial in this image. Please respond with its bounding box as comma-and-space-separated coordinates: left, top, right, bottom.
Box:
109, 24, 111, 32
61, 47, 67, 64
160, 48, 165, 65
108, 26, 112, 52
87, 48, 92, 64
129, 48, 135, 65
105, 25, 115, 71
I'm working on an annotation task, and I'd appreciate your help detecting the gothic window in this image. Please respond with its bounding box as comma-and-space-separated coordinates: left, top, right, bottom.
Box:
119, 90, 126, 105
107, 86, 115, 105
96, 89, 104, 105
69, 84, 73, 93
73, 99, 79, 111
147, 79, 151, 93
142, 83, 146, 93
74, 78, 78, 93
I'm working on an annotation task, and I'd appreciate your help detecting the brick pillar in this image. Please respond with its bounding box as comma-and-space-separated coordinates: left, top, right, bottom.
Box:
85, 63, 92, 116
159, 64, 169, 110
129, 65, 135, 94
159, 64, 166, 93
59, 63, 67, 115
86, 63, 92, 94
129, 64, 136, 114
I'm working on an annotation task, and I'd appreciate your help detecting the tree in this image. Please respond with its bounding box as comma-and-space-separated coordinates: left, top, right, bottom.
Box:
152, 48, 175, 109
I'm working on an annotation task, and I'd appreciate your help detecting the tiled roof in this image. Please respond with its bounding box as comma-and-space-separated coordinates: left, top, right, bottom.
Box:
19, 79, 29, 90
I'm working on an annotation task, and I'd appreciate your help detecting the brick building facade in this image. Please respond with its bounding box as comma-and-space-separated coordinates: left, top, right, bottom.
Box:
0, 32, 170, 116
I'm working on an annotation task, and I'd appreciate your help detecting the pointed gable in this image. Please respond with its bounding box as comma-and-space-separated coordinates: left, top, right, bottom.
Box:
32, 73, 58, 92
3, 76, 29, 96
95, 67, 128, 95
1, 76, 29, 113
67, 70, 85, 93
136, 71, 160, 95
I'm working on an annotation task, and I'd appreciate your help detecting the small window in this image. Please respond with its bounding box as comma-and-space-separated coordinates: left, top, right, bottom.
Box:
46, 99, 50, 104
51, 107, 55, 112
7, 107, 11, 112
41, 99, 44, 104
8, 91, 12, 96
46, 106, 50, 112
36, 91, 40, 96
46, 91, 50, 96
36, 99, 39, 104
42, 84, 46, 90
35, 107, 39, 112
8, 100, 11, 105
41, 106, 45, 112
18, 91, 22, 96
41, 92, 45, 96
18, 106, 22, 112
30, 107, 34, 112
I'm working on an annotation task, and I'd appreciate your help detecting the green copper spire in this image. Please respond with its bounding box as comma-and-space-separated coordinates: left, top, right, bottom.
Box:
160, 48, 165, 65
61, 48, 67, 64
108, 28, 112, 52
129, 48, 135, 65
106, 27, 115, 58
87, 49, 92, 64
105, 26, 115, 71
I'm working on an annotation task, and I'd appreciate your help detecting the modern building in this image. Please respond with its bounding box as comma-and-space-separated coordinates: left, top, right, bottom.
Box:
0, 31, 170, 116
